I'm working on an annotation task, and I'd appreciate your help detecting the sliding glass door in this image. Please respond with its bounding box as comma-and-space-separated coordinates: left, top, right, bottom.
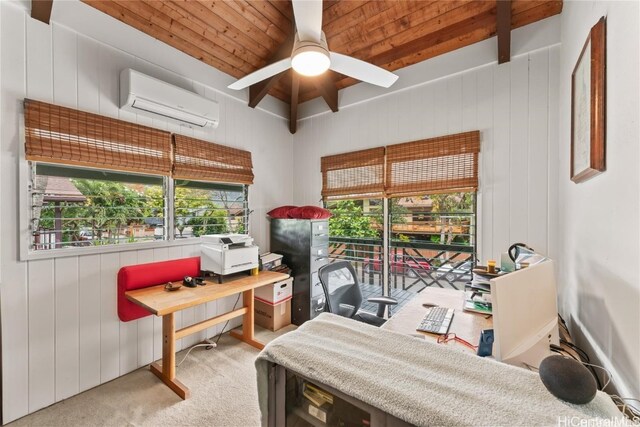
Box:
326, 192, 476, 317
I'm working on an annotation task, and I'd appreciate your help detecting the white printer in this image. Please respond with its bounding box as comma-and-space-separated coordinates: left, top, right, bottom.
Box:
201, 234, 259, 276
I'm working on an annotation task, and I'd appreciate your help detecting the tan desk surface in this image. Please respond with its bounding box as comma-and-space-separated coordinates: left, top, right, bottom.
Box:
126, 270, 289, 316
382, 287, 492, 353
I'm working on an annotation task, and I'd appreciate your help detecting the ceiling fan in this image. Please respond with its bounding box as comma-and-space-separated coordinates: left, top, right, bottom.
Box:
227, 0, 399, 91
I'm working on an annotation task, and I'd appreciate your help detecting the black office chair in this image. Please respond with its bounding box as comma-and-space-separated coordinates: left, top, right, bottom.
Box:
318, 261, 398, 327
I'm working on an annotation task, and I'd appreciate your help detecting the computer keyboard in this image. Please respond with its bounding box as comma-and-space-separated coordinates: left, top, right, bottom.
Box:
416, 306, 454, 335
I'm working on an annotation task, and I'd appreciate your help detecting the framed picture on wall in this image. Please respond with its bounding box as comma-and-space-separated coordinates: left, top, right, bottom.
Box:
571, 17, 606, 183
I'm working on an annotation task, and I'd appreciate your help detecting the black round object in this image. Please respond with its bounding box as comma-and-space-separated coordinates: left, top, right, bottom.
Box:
539, 355, 597, 404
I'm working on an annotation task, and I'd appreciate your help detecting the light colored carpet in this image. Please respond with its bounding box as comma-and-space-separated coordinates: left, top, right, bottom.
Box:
10, 325, 296, 427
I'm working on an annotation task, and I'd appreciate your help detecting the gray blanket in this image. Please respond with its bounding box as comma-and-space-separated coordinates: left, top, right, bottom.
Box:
256, 313, 622, 426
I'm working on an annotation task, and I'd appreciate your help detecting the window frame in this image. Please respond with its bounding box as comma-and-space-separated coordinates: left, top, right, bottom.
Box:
18, 111, 253, 261
20, 156, 249, 261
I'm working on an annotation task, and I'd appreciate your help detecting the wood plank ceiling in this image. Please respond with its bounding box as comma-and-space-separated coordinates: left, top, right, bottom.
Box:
83, 0, 562, 131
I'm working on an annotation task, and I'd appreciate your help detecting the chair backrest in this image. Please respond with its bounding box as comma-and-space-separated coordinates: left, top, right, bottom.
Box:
318, 261, 363, 318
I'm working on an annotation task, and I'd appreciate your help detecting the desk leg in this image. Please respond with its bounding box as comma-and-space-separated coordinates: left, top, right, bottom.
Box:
230, 288, 265, 350
150, 312, 190, 399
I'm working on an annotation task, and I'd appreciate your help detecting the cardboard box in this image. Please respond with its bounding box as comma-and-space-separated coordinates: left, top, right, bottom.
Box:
254, 277, 293, 304
254, 298, 291, 331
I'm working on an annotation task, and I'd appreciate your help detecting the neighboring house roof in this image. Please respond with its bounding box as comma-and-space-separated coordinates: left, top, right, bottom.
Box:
397, 197, 433, 209
42, 176, 87, 203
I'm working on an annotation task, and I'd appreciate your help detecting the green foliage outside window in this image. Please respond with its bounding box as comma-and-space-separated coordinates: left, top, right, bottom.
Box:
36, 177, 239, 247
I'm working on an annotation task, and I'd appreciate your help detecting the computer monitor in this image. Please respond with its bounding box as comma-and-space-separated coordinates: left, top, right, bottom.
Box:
490, 260, 560, 369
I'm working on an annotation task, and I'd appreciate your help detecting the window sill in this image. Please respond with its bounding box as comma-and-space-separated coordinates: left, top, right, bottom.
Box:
21, 237, 203, 261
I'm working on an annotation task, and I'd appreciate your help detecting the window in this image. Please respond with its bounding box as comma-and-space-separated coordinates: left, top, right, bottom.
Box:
23, 99, 254, 255
30, 164, 166, 250
29, 165, 250, 252
173, 180, 248, 239
322, 131, 480, 316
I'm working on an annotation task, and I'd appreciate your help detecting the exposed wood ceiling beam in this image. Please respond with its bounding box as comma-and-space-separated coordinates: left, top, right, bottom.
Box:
249, 72, 288, 109
248, 35, 294, 108
311, 74, 339, 113
84, 0, 563, 113
289, 72, 300, 134
31, 0, 53, 24
497, 0, 512, 64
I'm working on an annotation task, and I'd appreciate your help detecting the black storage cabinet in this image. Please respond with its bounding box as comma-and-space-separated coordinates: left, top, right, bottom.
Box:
270, 219, 329, 325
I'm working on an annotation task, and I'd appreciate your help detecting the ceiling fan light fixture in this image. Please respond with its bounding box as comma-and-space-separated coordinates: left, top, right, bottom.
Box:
291, 40, 330, 77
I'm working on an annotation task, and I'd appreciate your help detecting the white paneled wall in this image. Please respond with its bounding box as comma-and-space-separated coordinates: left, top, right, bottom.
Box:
292, 46, 560, 264
0, 3, 293, 423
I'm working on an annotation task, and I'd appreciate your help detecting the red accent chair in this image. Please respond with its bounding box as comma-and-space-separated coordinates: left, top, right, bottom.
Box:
117, 256, 201, 322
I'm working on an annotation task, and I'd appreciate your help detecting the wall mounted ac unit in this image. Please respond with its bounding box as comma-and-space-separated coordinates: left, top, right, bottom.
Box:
120, 68, 219, 128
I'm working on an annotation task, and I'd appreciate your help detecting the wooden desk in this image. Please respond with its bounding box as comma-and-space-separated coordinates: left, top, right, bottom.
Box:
382, 287, 492, 354
126, 270, 289, 399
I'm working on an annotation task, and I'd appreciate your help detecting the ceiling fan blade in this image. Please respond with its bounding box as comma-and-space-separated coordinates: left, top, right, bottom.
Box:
228, 58, 292, 90
292, 0, 323, 42
329, 52, 399, 88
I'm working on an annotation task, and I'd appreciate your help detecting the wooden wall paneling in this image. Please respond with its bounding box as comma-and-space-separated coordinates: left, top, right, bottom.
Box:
135, 249, 155, 366
26, 14, 53, 101
115, 44, 137, 125
28, 260, 56, 412
51, 30, 82, 399
447, 75, 463, 134
462, 71, 479, 254
508, 55, 529, 245
52, 24, 78, 107
528, 49, 550, 255
395, 89, 413, 143
387, 88, 400, 144
77, 35, 99, 114
491, 62, 511, 258
476, 65, 495, 262
25, 14, 56, 414
54, 256, 79, 400
78, 254, 101, 392
546, 46, 560, 262
462, 70, 478, 131
1, 5, 30, 421
433, 79, 449, 136
99, 252, 120, 382
119, 252, 138, 375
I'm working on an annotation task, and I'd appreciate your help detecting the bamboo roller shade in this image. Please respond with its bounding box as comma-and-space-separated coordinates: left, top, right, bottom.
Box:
321, 147, 385, 199
320, 131, 480, 199
173, 134, 254, 185
24, 99, 173, 176
385, 131, 480, 197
